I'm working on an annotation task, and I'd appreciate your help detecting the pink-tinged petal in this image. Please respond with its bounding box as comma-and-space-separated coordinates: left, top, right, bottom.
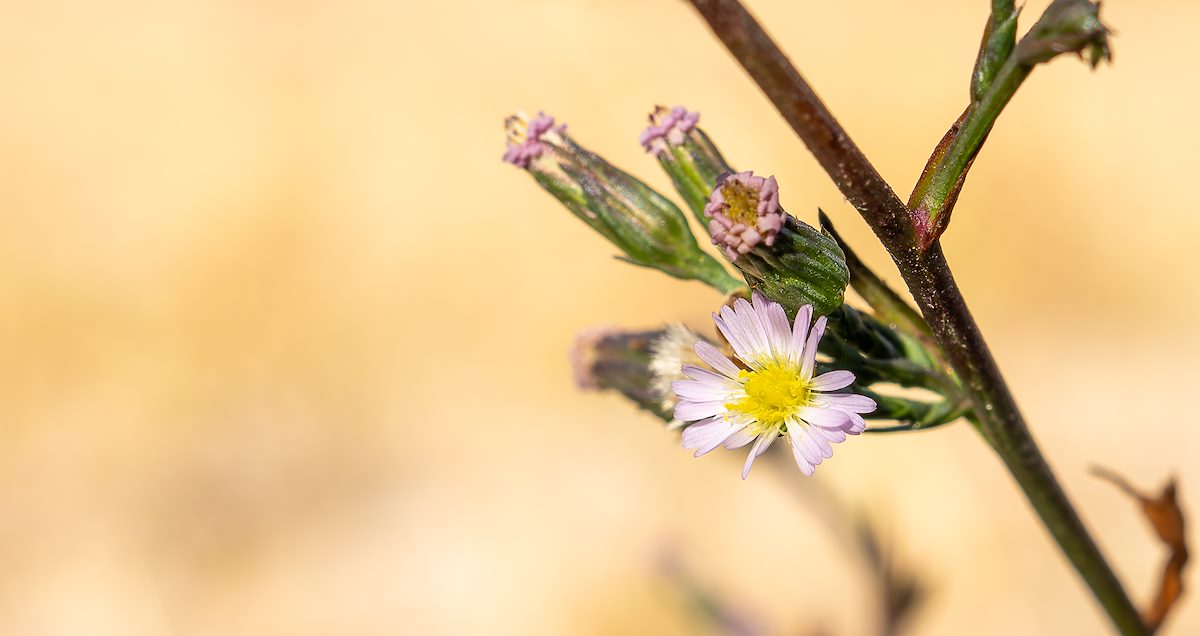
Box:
793, 428, 823, 465
813, 393, 877, 414
693, 341, 741, 379
672, 379, 735, 402
761, 296, 792, 360
786, 431, 816, 476
678, 372, 740, 392
682, 418, 740, 456
808, 427, 834, 458
674, 400, 727, 422
788, 305, 812, 363
732, 298, 771, 358
682, 364, 732, 384
797, 405, 851, 430
810, 370, 855, 391
751, 291, 770, 314
715, 308, 755, 365
722, 426, 757, 449
800, 315, 827, 378
749, 293, 779, 356
811, 423, 847, 443
741, 432, 776, 479
845, 413, 867, 434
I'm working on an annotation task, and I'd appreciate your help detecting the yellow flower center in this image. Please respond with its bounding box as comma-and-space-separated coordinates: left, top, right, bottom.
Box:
727, 362, 811, 432
721, 181, 760, 226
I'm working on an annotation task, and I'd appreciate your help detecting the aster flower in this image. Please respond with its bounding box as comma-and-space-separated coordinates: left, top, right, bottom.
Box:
674, 293, 876, 478
704, 171, 785, 261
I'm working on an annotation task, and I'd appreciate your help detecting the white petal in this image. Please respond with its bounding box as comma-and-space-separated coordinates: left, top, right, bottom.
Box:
750, 292, 788, 359
681, 418, 740, 456
672, 379, 735, 402
812, 393, 877, 414
792, 427, 823, 465
808, 427, 834, 458
693, 341, 741, 379
751, 291, 770, 314
789, 305, 813, 363
755, 431, 777, 456
797, 405, 851, 430
787, 430, 816, 476
674, 400, 728, 422
714, 309, 755, 366
741, 432, 776, 479
763, 298, 792, 361
732, 298, 771, 362
800, 316, 827, 378
682, 364, 734, 384
722, 426, 757, 449
845, 413, 867, 434
812, 424, 847, 443
810, 370, 855, 391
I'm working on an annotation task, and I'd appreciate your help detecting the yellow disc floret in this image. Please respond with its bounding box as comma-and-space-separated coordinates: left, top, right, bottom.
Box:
721, 181, 760, 227
727, 362, 812, 433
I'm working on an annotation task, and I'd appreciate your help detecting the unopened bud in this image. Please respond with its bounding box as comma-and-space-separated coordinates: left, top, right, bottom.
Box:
504, 111, 741, 293
640, 106, 734, 223
571, 324, 712, 427
703, 172, 849, 317
1017, 0, 1111, 68
704, 171, 784, 260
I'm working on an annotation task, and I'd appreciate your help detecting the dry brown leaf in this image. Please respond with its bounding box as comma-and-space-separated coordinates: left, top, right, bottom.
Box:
1091, 467, 1189, 633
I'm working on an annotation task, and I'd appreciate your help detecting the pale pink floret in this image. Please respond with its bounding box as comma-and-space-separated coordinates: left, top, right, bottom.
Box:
672, 293, 876, 479
704, 171, 784, 261
639, 106, 701, 156
502, 112, 566, 169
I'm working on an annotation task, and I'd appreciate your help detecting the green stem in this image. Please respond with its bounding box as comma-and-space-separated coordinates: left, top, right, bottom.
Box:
899, 247, 1149, 636
919, 56, 1029, 230
918, 0, 1110, 241
972, 0, 1019, 100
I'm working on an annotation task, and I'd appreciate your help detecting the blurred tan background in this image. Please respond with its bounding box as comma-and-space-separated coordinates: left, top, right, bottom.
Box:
0, 0, 1196, 633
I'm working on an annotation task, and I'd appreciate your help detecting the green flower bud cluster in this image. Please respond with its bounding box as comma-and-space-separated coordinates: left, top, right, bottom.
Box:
506, 107, 967, 432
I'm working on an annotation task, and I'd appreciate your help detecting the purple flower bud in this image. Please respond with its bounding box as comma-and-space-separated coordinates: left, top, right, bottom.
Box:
704, 171, 783, 261
639, 106, 701, 156
502, 111, 566, 169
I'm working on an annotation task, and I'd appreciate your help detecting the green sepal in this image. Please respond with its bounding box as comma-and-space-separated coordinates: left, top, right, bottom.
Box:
734, 218, 850, 318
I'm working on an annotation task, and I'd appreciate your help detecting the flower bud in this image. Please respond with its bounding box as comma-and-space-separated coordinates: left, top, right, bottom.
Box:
1016, 0, 1111, 68
639, 106, 734, 224
504, 111, 742, 293
703, 172, 849, 317
571, 323, 712, 427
